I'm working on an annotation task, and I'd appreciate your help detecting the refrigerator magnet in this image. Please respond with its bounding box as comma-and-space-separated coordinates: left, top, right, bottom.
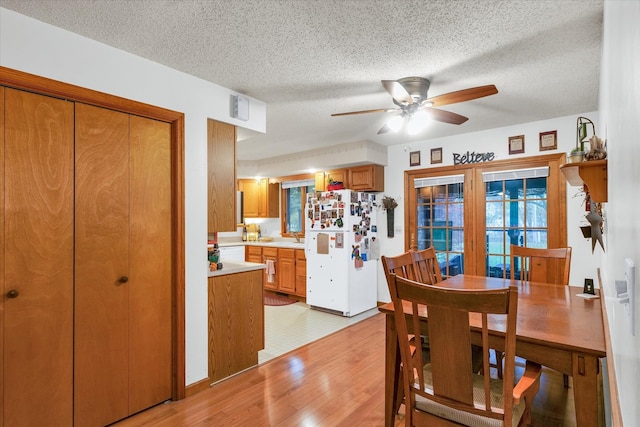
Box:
335, 232, 344, 248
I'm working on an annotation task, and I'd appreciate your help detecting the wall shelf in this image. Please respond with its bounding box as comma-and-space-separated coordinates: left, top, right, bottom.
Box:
560, 159, 608, 202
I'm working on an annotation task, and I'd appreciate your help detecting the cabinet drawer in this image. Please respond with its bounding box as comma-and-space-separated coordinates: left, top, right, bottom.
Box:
263, 247, 278, 257
247, 246, 262, 256
278, 248, 295, 258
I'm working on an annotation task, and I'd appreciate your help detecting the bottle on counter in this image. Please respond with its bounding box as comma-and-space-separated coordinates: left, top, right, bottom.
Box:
257, 225, 261, 241
242, 226, 247, 241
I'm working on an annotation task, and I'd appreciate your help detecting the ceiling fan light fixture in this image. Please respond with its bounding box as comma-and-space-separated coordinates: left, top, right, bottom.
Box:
407, 110, 431, 135
387, 115, 404, 133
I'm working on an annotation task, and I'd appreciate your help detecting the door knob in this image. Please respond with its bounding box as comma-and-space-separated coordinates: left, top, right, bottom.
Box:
7, 289, 19, 298
118, 276, 129, 284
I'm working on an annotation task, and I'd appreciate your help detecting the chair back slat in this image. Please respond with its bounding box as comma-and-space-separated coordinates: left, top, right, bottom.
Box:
412, 247, 443, 284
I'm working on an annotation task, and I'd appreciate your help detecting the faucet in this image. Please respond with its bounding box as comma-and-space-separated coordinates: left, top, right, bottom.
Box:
292, 232, 301, 243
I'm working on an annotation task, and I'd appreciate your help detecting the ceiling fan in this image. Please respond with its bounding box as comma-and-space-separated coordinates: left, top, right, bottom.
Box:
331, 77, 498, 135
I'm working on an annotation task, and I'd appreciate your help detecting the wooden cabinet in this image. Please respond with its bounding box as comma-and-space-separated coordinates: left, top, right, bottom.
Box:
238, 178, 279, 218
349, 164, 384, 192
262, 247, 279, 290
315, 165, 384, 192
246, 245, 263, 264
208, 119, 237, 232
208, 270, 264, 383
295, 250, 307, 298
2, 86, 174, 426
247, 245, 306, 298
315, 168, 349, 191
278, 249, 296, 294
560, 159, 607, 202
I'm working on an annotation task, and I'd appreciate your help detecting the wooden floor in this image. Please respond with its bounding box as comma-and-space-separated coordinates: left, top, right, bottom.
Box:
114, 313, 575, 426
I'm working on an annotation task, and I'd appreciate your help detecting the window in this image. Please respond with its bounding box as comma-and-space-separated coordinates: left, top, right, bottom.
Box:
415, 175, 465, 278
484, 167, 549, 278
406, 154, 566, 277
281, 179, 315, 236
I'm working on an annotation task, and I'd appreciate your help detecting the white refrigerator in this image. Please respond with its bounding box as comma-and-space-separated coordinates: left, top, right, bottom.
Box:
304, 189, 379, 317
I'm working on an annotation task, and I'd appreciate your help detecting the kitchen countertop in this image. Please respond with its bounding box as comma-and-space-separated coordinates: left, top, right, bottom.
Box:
208, 261, 266, 277
217, 240, 306, 249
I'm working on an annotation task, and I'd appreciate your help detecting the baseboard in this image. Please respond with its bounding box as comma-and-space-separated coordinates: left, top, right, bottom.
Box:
185, 377, 211, 397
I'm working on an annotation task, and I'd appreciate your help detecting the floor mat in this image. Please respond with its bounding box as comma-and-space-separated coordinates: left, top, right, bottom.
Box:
264, 292, 297, 306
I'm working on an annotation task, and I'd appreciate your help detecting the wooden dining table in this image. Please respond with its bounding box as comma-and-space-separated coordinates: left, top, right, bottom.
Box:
379, 274, 607, 427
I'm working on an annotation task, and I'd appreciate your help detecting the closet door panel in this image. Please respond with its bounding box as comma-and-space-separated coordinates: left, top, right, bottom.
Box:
74, 103, 130, 426
128, 115, 173, 413
3, 88, 74, 426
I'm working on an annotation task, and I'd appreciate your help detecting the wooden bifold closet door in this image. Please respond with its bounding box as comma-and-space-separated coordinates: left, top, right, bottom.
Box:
74, 103, 173, 426
2, 88, 75, 426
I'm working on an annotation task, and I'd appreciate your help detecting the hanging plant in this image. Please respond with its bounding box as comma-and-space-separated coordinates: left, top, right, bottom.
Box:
381, 196, 398, 238
381, 196, 398, 210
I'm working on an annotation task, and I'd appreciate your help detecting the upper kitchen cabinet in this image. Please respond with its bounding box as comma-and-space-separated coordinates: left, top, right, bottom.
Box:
208, 119, 237, 232
238, 178, 279, 218
314, 169, 349, 191
349, 164, 384, 192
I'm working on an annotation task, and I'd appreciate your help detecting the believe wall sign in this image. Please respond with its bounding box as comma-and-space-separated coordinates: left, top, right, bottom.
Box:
453, 151, 495, 165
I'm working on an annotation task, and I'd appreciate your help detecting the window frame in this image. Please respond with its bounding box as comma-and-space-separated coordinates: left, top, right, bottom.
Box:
278, 173, 315, 238
405, 153, 567, 276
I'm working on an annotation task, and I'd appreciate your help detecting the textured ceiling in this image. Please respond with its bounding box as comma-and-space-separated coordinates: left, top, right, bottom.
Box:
1, 0, 603, 163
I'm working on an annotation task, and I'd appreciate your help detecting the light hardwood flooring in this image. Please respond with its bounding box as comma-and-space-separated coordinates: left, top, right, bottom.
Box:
114, 312, 574, 426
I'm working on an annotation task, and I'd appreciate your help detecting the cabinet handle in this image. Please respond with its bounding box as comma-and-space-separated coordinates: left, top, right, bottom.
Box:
119, 276, 129, 284
7, 289, 19, 298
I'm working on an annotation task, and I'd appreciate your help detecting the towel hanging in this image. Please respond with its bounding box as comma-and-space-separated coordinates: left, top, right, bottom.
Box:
266, 259, 276, 283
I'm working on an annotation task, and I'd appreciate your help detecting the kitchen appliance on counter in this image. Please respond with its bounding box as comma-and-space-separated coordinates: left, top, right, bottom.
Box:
305, 189, 379, 317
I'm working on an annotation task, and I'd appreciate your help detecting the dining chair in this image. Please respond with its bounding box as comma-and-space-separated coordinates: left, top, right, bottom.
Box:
510, 245, 572, 285
501, 244, 572, 386
381, 251, 423, 415
411, 247, 443, 284
388, 273, 542, 427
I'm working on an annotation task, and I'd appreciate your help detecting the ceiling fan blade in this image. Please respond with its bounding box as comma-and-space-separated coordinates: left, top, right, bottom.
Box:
331, 108, 389, 117
377, 123, 392, 134
382, 80, 414, 105
425, 85, 498, 108
425, 107, 469, 125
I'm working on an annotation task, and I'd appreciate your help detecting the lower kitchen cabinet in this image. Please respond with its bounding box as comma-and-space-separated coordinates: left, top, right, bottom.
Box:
263, 247, 278, 291
295, 250, 307, 297
278, 249, 296, 294
244, 245, 306, 298
208, 270, 264, 383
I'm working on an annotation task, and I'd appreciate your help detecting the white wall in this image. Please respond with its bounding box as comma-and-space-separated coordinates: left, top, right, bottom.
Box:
0, 8, 266, 386
600, 1, 640, 425
378, 112, 601, 301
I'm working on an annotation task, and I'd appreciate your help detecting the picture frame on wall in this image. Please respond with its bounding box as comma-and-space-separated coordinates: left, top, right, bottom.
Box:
539, 130, 557, 151
508, 135, 525, 155
409, 151, 421, 167
430, 147, 443, 164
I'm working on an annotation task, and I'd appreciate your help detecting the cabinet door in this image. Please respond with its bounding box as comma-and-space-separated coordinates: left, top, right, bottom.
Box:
295, 250, 307, 297
208, 120, 237, 232
278, 249, 296, 294
239, 179, 260, 217
349, 164, 384, 192
3, 88, 75, 426
263, 247, 278, 290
